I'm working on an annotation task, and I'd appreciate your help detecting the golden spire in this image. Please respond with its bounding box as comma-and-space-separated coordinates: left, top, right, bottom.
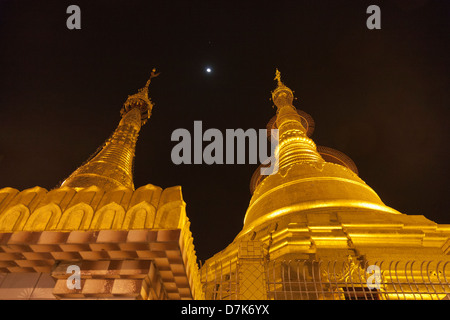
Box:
271, 69, 323, 169
60, 70, 159, 191
274, 68, 282, 85
271, 68, 295, 109
242, 70, 393, 233
121, 68, 160, 125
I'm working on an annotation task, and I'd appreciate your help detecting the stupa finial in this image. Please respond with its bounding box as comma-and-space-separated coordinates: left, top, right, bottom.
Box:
121, 68, 160, 125
271, 68, 294, 108
274, 68, 283, 86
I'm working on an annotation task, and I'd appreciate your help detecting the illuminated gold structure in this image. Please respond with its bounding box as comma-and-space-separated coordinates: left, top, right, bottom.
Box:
0, 70, 202, 300
0, 69, 449, 300
200, 70, 450, 300
61, 69, 159, 191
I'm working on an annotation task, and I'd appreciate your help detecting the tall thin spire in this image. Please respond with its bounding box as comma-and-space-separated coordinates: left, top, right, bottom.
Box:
121, 68, 160, 125
243, 70, 396, 232
61, 70, 159, 191
271, 69, 323, 169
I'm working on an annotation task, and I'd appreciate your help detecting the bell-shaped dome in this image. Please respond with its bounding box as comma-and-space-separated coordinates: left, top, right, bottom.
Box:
243, 160, 399, 234
241, 70, 400, 235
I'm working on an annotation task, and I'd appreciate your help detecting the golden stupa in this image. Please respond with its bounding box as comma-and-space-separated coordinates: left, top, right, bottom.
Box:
199, 70, 450, 300
0, 70, 448, 300
0, 70, 201, 300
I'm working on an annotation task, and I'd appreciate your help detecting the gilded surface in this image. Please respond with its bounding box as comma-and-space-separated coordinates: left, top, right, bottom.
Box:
0, 71, 449, 300
0, 185, 203, 300
0, 71, 204, 300
61, 71, 158, 192
201, 71, 450, 300
0, 185, 188, 232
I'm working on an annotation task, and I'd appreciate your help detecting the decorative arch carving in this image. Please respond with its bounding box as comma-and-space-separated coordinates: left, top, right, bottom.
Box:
90, 202, 125, 230
0, 204, 30, 231
154, 200, 186, 229
0, 187, 19, 213
23, 203, 62, 231
154, 186, 187, 229
56, 202, 93, 231
123, 201, 156, 229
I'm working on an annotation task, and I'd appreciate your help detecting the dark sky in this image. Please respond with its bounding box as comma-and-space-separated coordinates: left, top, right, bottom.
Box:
0, 0, 449, 262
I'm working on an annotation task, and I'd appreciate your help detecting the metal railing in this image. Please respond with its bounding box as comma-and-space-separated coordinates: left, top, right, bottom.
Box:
200, 257, 450, 300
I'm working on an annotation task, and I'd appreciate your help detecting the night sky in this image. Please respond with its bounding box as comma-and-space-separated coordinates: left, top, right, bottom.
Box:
0, 0, 449, 262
